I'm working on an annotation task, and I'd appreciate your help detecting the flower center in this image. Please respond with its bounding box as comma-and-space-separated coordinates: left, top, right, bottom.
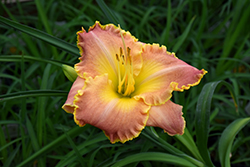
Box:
116, 47, 135, 96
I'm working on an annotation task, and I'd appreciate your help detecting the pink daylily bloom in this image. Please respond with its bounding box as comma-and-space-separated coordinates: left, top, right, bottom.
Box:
62, 21, 207, 143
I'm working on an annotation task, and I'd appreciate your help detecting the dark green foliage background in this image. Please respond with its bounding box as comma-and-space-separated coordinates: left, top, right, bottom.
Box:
0, 0, 250, 166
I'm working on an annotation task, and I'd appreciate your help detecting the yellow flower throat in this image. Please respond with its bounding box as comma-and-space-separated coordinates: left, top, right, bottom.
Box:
116, 26, 135, 96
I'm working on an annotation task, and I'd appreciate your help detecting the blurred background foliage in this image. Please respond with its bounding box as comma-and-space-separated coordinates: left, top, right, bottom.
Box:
0, 0, 250, 166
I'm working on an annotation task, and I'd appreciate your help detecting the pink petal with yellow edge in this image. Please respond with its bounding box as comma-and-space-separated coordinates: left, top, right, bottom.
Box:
62, 76, 85, 113
133, 44, 207, 105
75, 21, 143, 86
73, 74, 150, 143
147, 100, 185, 135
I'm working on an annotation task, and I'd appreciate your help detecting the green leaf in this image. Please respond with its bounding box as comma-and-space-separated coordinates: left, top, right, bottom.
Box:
35, 0, 58, 59
26, 116, 44, 167
143, 128, 182, 155
96, 0, 120, 25
88, 144, 119, 167
3, 144, 21, 167
142, 128, 204, 167
196, 0, 207, 40
111, 152, 196, 167
0, 90, 67, 102
26, 117, 40, 152
37, 64, 51, 148
172, 16, 195, 53
20, 55, 26, 121
138, 6, 156, 31
218, 117, 250, 167
0, 55, 72, 67
195, 81, 238, 166
16, 126, 87, 167
34, 0, 52, 35
160, 0, 172, 44
61, 125, 85, 166
0, 126, 7, 163
0, 16, 79, 56
175, 128, 204, 163
196, 81, 221, 166
217, 1, 250, 74
55, 132, 107, 167
0, 137, 22, 152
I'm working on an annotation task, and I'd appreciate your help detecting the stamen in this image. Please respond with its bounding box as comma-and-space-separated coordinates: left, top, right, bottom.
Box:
116, 25, 135, 96
118, 25, 127, 60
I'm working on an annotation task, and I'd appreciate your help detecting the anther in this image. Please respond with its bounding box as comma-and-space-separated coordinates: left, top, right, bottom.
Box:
120, 47, 123, 56
121, 55, 125, 65
116, 54, 119, 61
127, 47, 131, 55
127, 47, 131, 65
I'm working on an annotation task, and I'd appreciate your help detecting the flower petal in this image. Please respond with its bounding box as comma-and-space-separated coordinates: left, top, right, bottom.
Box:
147, 100, 185, 135
62, 76, 85, 113
73, 74, 150, 143
133, 44, 207, 105
75, 21, 143, 86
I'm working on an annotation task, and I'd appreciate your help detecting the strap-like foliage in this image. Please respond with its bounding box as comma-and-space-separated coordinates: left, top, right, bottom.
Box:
0, 16, 79, 57
219, 118, 250, 167
196, 81, 238, 167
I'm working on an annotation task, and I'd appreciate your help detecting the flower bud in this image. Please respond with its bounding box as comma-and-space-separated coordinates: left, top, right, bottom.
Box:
62, 64, 77, 82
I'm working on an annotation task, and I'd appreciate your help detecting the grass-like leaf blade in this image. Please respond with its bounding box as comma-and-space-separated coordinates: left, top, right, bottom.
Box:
0, 90, 67, 102
96, 0, 120, 25
111, 152, 196, 167
142, 128, 204, 166
16, 126, 87, 167
196, 81, 220, 167
172, 16, 195, 53
175, 128, 204, 163
196, 81, 238, 166
218, 117, 250, 167
0, 16, 79, 57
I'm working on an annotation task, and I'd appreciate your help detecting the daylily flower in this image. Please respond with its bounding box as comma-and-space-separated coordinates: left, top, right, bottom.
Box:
62, 21, 207, 143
